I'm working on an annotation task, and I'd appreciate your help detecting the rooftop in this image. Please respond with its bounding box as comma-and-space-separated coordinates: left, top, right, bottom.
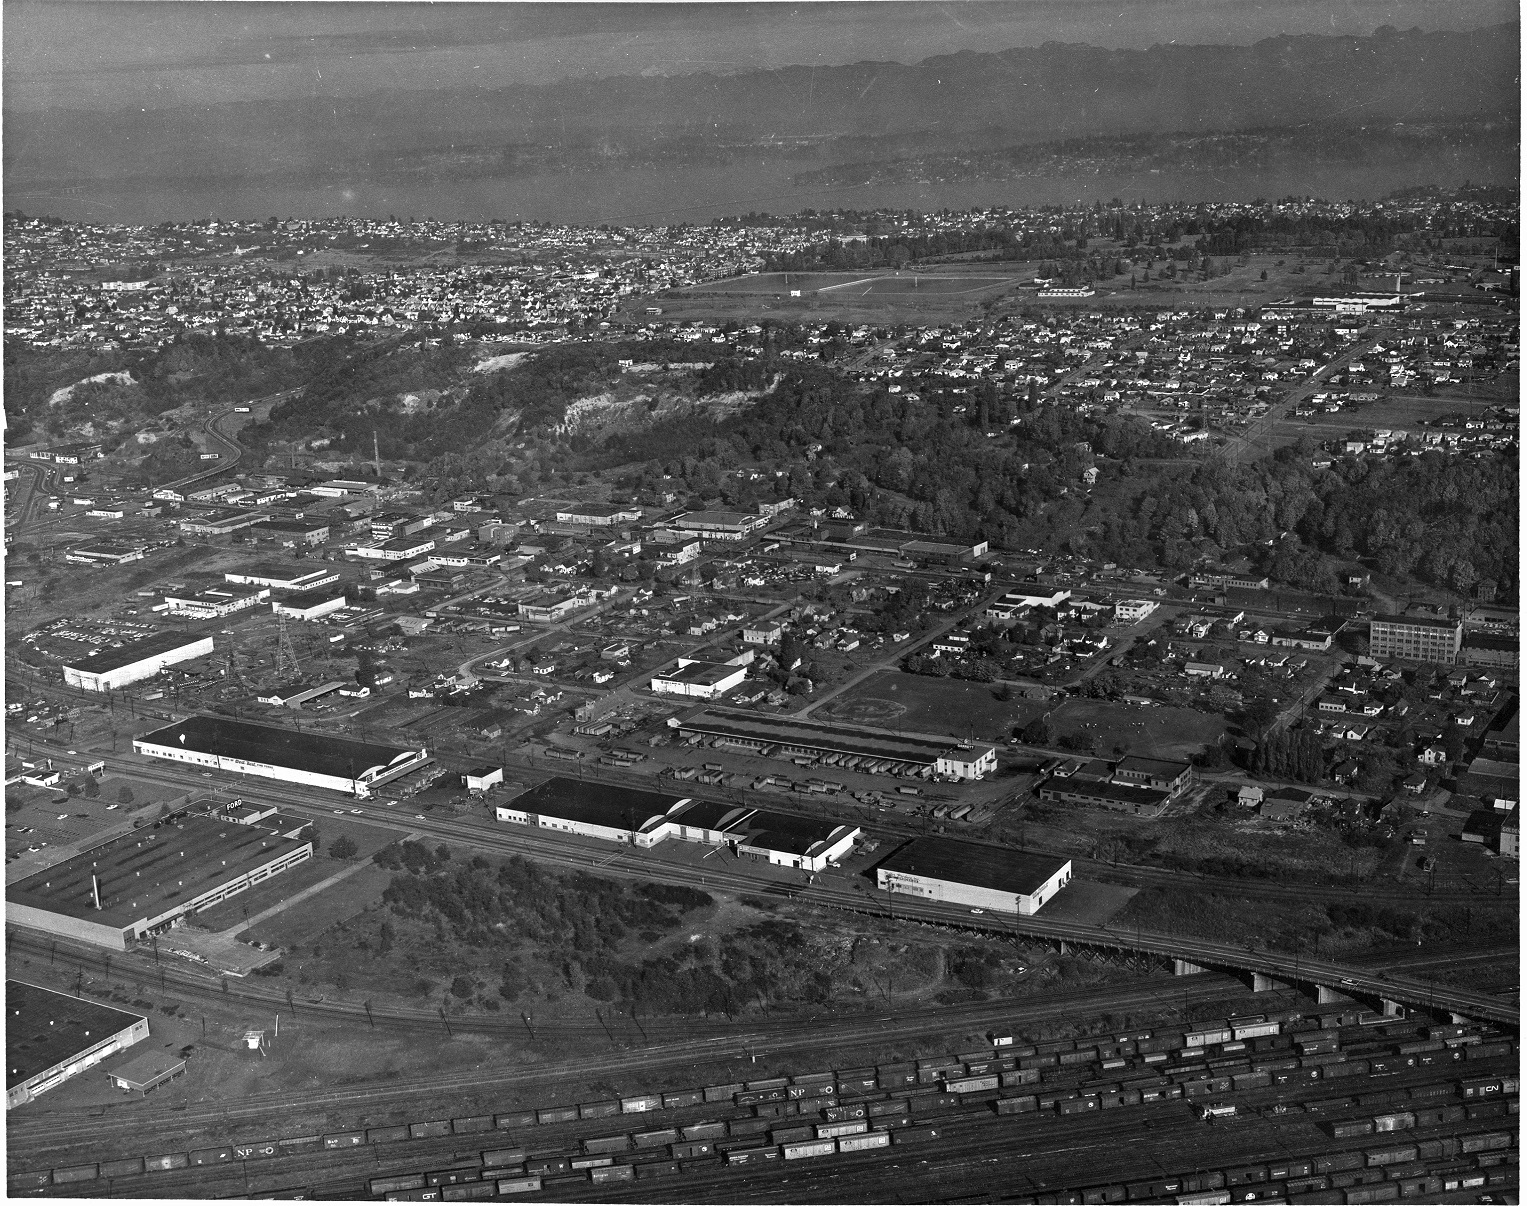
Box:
137, 715, 420, 782
656, 660, 744, 687
676, 707, 983, 767
1374, 614, 1462, 630
7, 815, 310, 929
510, 777, 688, 832
61, 632, 211, 677
735, 808, 847, 856
878, 836, 1069, 898
7, 981, 146, 1089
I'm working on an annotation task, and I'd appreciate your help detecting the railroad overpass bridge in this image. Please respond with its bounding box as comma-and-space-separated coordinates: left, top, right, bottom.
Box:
1011, 917, 1517, 1028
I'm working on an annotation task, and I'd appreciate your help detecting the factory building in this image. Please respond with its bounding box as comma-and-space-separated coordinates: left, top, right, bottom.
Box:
61, 633, 215, 692
495, 779, 860, 870
670, 707, 997, 781
270, 588, 349, 621
223, 566, 339, 591
133, 716, 428, 797
162, 585, 269, 619
673, 510, 768, 540
876, 837, 1072, 915
1368, 615, 1464, 665
7, 982, 150, 1108
1037, 777, 1171, 815
649, 659, 749, 701
495, 778, 692, 847
6, 815, 313, 951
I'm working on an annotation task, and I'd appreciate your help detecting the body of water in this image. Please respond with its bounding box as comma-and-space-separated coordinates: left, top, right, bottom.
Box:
8, 149, 1514, 228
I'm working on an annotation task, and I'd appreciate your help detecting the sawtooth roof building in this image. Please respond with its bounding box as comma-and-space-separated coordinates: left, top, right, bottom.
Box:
133, 715, 428, 797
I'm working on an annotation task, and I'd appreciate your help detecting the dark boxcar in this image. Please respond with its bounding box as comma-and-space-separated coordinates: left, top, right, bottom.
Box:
411, 1121, 452, 1140
452, 1116, 492, 1135
368, 1125, 410, 1145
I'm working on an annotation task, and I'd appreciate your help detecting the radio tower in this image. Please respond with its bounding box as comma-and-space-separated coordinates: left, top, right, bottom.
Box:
274, 614, 302, 680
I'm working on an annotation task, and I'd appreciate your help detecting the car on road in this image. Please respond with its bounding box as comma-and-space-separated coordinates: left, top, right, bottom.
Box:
414, 814, 426, 820
350, 808, 362, 814
333, 809, 345, 814
1340, 978, 1356, 986
969, 908, 985, 915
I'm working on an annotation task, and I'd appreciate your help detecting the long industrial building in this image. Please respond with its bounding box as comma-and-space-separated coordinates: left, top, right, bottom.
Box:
7, 982, 150, 1107
669, 707, 998, 781
6, 815, 312, 950
496, 777, 860, 871
61, 633, 215, 692
133, 716, 428, 797
876, 836, 1072, 915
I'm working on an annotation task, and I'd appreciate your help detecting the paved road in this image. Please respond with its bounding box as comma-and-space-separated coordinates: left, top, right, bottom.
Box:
26, 746, 1518, 1025
1222, 334, 1384, 464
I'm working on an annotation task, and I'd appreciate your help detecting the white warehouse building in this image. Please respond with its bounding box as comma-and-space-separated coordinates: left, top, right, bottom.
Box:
877, 836, 1072, 916
61, 633, 215, 692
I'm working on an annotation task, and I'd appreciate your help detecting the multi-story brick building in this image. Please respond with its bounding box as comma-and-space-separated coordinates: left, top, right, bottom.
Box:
1368, 614, 1464, 664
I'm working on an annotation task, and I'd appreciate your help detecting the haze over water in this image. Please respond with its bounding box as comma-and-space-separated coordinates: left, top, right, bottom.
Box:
12, 149, 1512, 229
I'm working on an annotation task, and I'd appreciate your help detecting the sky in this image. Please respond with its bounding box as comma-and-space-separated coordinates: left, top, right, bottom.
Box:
5, 0, 1520, 114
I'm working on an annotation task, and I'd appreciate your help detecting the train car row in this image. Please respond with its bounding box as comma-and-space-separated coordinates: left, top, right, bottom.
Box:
1050, 1131, 1519, 1205
358, 1076, 1520, 1201
6, 1012, 1506, 1193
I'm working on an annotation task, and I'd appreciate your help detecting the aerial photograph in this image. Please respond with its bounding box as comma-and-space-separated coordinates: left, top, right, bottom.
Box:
0, 0, 1519, 1201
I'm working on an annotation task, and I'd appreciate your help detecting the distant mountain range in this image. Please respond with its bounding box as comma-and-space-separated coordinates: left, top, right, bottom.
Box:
4, 24, 1517, 191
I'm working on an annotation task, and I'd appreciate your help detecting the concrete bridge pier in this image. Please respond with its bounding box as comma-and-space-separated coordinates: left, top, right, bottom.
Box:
1317, 984, 1348, 1004
1451, 1013, 1470, 1025
1174, 958, 1206, 976
1253, 972, 1283, 993
1382, 999, 1406, 1018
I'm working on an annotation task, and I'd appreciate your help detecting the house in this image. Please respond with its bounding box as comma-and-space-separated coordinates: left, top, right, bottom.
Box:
1237, 785, 1265, 808
1184, 662, 1226, 679
1401, 773, 1428, 795
1417, 743, 1449, 767
1331, 759, 1360, 785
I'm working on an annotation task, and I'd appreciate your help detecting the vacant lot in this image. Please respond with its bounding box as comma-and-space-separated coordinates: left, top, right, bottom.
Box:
1049, 698, 1226, 761
822, 671, 1045, 741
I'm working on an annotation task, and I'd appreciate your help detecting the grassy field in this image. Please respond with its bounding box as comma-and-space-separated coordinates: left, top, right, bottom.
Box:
820, 670, 1045, 742
1048, 698, 1225, 761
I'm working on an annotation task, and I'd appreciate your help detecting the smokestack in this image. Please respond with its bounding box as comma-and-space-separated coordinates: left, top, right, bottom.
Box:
91, 874, 101, 911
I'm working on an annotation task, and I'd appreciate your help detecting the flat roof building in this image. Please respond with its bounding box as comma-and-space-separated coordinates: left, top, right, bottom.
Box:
271, 588, 349, 621
496, 778, 692, 847
1369, 614, 1464, 665
6, 814, 313, 950
673, 510, 767, 540
107, 1049, 187, 1096
495, 779, 859, 870
224, 566, 338, 591
162, 586, 269, 619
670, 707, 997, 781
133, 716, 428, 797
650, 659, 749, 701
876, 837, 1072, 915
61, 633, 215, 693
555, 503, 641, 526
1037, 776, 1171, 816
7, 982, 150, 1108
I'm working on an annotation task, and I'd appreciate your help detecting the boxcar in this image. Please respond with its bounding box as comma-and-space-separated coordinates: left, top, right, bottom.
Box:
424, 1168, 478, 1187
534, 1107, 577, 1125
582, 1135, 631, 1156
100, 1157, 146, 1178
322, 1131, 365, 1150
51, 1165, 99, 1185
578, 1100, 620, 1121
190, 1148, 234, 1166
452, 1116, 492, 1135
440, 1183, 493, 1202
369, 1175, 426, 1195
367, 1125, 410, 1145
410, 1121, 452, 1140
494, 1111, 536, 1130
144, 1153, 191, 1172
632, 1128, 680, 1149
621, 1094, 662, 1113
589, 1165, 636, 1184
727, 1148, 781, 1166
662, 1089, 704, 1109
783, 1139, 836, 1160
838, 1132, 891, 1153
494, 1177, 541, 1195
681, 1121, 727, 1141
